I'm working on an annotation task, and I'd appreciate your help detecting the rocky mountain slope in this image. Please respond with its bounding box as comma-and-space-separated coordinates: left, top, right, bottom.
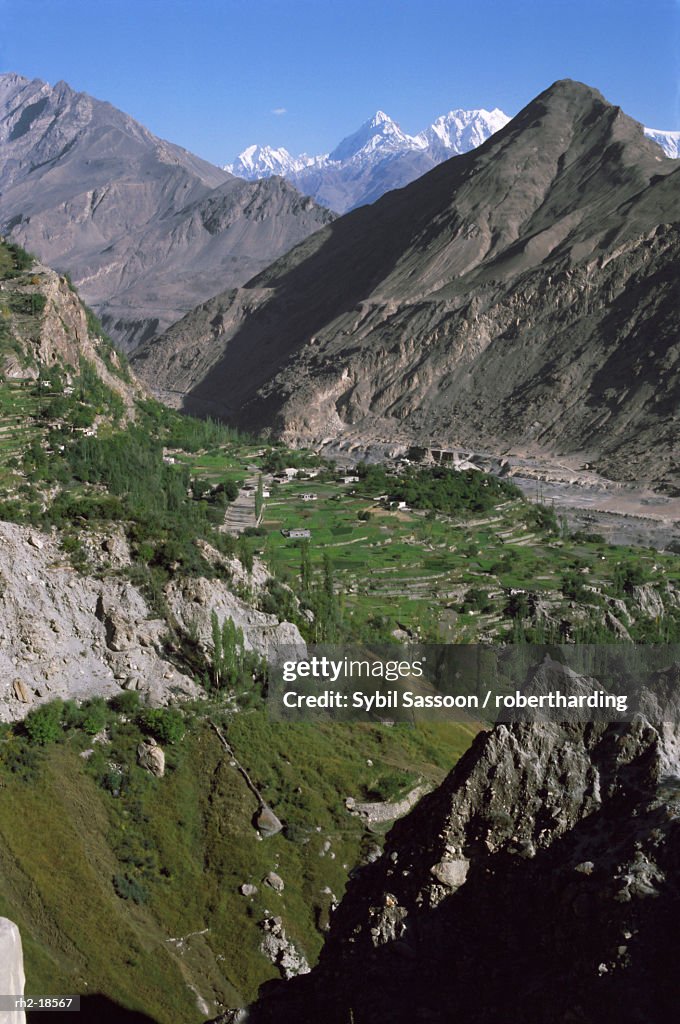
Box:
0, 244, 139, 409
0, 73, 334, 350
226, 107, 510, 213
0, 520, 303, 723
242, 661, 680, 1023
0, 238, 303, 721
135, 80, 679, 491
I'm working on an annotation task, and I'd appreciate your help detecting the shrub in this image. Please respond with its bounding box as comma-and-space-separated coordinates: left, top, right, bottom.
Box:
0, 736, 42, 781
24, 701, 64, 745
136, 707, 184, 745
460, 587, 493, 613
112, 873, 149, 904
109, 691, 141, 714
100, 768, 125, 796
505, 591, 529, 621
561, 569, 588, 602
79, 697, 109, 735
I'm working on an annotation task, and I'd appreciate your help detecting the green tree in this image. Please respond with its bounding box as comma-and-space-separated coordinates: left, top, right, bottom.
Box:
238, 535, 254, 572
299, 541, 312, 599
255, 475, 264, 517
210, 611, 245, 689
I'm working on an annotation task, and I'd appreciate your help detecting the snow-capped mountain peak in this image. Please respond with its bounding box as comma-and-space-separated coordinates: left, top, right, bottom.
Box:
225, 144, 324, 179
328, 110, 418, 163
644, 128, 680, 159
418, 107, 511, 158
224, 103, 513, 211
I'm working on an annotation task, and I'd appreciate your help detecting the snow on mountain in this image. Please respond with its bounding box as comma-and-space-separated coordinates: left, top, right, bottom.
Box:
644, 128, 680, 159
224, 105, 511, 211
328, 110, 425, 163
227, 144, 324, 179
417, 108, 510, 159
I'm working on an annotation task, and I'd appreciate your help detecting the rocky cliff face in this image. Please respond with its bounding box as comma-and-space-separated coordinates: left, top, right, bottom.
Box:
243, 668, 680, 1023
0, 73, 334, 350
0, 243, 304, 722
0, 254, 139, 415
0, 521, 302, 723
135, 80, 679, 491
0, 919, 25, 1024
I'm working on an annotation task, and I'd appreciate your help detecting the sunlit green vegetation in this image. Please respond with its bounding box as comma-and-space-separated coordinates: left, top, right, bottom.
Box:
0, 694, 477, 1021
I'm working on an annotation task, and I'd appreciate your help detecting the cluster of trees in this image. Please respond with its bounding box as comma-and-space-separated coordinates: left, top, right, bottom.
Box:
298, 544, 342, 641
208, 611, 270, 699
33, 359, 124, 428
210, 612, 246, 689
0, 239, 34, 280
356, 463, 521, 515
261, 448, 328, 473
18, 694, 188, 751
132, 399, 243, 451
43, 422, 238, 577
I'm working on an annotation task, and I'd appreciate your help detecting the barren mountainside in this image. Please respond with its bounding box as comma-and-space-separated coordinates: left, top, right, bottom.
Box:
134, 80, 679, 491
0, 73, 334, 350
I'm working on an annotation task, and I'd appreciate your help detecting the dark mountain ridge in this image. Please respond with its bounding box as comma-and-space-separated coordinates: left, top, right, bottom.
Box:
241, 663, 680, 1023
0, 73, 334, 349
133, 80, 679, 490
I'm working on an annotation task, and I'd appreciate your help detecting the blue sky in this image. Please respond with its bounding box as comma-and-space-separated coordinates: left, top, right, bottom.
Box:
1, 0, 678, 165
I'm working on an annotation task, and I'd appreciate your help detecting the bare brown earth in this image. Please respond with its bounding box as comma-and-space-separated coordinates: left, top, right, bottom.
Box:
133, 80, 679, 492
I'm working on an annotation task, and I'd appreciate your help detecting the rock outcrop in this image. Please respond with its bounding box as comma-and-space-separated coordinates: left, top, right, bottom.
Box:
0, 521, 197, 720
0, 521, 303, 722
0, 257, 139, 413
166, 575, 302, 665
259, 916, 310, 980
0, 918, 26, 1024
345, 783, 431, 826
244, 699, 680, 1022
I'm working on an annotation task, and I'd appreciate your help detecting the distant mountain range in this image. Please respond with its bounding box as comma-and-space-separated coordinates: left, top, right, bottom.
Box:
135, 80, 680, 491
226, 108, 680, 214
0, 73, 334, 349
226, 107, 511, 212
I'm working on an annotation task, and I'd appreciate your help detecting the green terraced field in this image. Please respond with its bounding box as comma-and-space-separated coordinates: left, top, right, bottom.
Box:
252, 469, 679, 642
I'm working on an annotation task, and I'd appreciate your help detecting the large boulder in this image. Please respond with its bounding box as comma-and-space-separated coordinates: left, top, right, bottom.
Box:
137, 738, 166, 778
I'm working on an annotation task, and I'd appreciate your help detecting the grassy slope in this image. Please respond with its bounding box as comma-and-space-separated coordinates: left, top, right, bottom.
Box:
0, 713, 476, 1023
